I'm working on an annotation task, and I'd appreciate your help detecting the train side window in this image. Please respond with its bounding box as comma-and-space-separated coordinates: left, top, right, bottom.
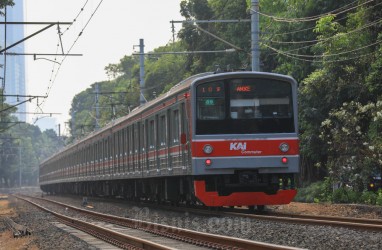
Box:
134, 123, 139, 153
141, 122, 145, 152
171, 109, 180, 144
159, 114, 166, 147
129, 125, 133, 154
124, 127, 128, 156
120, 129, 124, 157
148, 119, 155, 149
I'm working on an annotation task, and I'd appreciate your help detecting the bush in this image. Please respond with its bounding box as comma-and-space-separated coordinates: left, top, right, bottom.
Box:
294, 182, 382, 205
294, 180, 331, 203
375, 189, 382, 206
332, 187, 360, 203
360, 191, 378, 205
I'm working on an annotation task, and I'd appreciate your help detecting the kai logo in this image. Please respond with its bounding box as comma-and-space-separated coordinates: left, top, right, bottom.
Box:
230, 142, 247, 151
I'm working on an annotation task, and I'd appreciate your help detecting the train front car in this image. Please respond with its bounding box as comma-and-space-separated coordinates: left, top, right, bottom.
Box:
190, 72, 299, 207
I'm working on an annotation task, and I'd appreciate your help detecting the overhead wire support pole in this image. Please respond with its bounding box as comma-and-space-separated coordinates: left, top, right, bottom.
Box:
0, 22, 72, 54
251, 0, 260, 71
57, 24, 65, 55
139, 39, 145, 105
95, 83, 99, 130
0, 96, 46, 113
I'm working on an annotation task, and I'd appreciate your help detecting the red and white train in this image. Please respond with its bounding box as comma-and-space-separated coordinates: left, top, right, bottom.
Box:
40, 71, 299, 208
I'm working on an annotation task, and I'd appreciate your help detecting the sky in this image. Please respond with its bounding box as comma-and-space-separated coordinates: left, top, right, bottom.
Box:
22, 0, 183, 134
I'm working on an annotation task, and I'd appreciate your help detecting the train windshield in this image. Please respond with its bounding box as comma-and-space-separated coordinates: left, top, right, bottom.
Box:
196, 78, 295, 134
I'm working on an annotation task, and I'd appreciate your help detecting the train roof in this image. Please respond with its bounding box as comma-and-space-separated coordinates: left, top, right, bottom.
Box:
41, 72, 213, 164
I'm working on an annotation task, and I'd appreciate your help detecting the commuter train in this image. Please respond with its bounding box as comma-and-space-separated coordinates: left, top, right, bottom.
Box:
40, 71, 299, 208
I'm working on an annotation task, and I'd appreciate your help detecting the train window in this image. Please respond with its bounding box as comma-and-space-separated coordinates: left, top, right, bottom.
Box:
148, 119, 155, 149
196, 78, 295, 134
159, 115, 166, 147
134, 123, 139, 153
141, 123, 145, 152
230, 79, 292, 120
129, 126, 133, 154
171, 110, 180, 144
196, 81, 225, 120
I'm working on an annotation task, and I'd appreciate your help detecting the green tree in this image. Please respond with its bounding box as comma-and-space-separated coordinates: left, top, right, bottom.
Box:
0, 0, 14, 16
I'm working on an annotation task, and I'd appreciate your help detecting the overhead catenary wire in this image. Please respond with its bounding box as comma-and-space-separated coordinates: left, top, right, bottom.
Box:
259, 1, 382, 61
252, 0, 375, 23
270, 0, 382, 37
263, 39, 382, 59
262, 43, 378, 64
266, 16, 382, 46
37, 0, 104, 112
61, 0, 89, 36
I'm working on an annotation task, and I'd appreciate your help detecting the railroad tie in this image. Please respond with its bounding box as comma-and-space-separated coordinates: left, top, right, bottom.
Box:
2, 217, 32, 238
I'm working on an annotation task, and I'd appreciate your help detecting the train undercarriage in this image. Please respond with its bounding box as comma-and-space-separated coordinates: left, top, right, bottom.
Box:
40, 171, 297, 207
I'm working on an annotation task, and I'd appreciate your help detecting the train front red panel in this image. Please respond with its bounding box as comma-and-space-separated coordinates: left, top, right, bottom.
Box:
192, 138, 299, 157
194, 180, 297, 206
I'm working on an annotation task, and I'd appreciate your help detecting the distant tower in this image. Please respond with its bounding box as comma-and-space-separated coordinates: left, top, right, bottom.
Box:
0, 0, 26, 122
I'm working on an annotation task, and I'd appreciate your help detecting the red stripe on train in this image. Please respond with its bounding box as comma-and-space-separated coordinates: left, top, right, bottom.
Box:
192, 139, 299, 157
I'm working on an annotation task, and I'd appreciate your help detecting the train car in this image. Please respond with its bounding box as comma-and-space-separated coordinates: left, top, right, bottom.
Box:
40, 71, 299, 208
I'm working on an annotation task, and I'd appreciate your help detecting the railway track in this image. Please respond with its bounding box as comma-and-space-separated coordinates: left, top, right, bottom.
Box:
96, 197, 382, 233
222, 210, 382, 232
15, 195, 300, 250
86, 196, 382, 233
162, 205, 382, 232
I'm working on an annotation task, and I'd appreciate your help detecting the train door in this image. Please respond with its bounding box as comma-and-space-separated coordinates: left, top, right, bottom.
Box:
104, 138, 109, 175
116, 131, 121, 174
170, 108, 181, 173
98, 140, 102, 176
141, 120, 149, 176
112, 132, 116, 175
128, 125, 134, 174
181, 102, 191, 172
121, 129, 125, 174
133, 123, 140, 175
111, 133, 115, 175
125, 127, 131, 174
94, 142, 98, 176
167, 109, 171, 172
155, 115, 160, 172
148, 118, 156, 175
158, 113, 168, 173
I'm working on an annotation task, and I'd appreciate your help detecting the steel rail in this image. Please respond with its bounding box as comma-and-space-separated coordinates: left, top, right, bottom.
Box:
19, 195, 301, 250
219, 210, 382, 232
14, 195, 174, 250
107, 198, 382, 233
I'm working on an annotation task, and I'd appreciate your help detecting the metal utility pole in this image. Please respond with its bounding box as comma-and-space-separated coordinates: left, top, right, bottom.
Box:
19, 146, 21, 188
95, 83, 100, 130
251, 0, 260, 71
139, 39, 145, 105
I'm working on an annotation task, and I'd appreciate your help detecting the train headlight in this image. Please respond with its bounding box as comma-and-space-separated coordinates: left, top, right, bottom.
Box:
279, 143, 290, 153
203, 144, 213, 154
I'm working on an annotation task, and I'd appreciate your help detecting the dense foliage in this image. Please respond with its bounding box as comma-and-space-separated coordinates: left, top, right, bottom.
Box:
0, 123, 64, 188
0, 92, 65, 187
